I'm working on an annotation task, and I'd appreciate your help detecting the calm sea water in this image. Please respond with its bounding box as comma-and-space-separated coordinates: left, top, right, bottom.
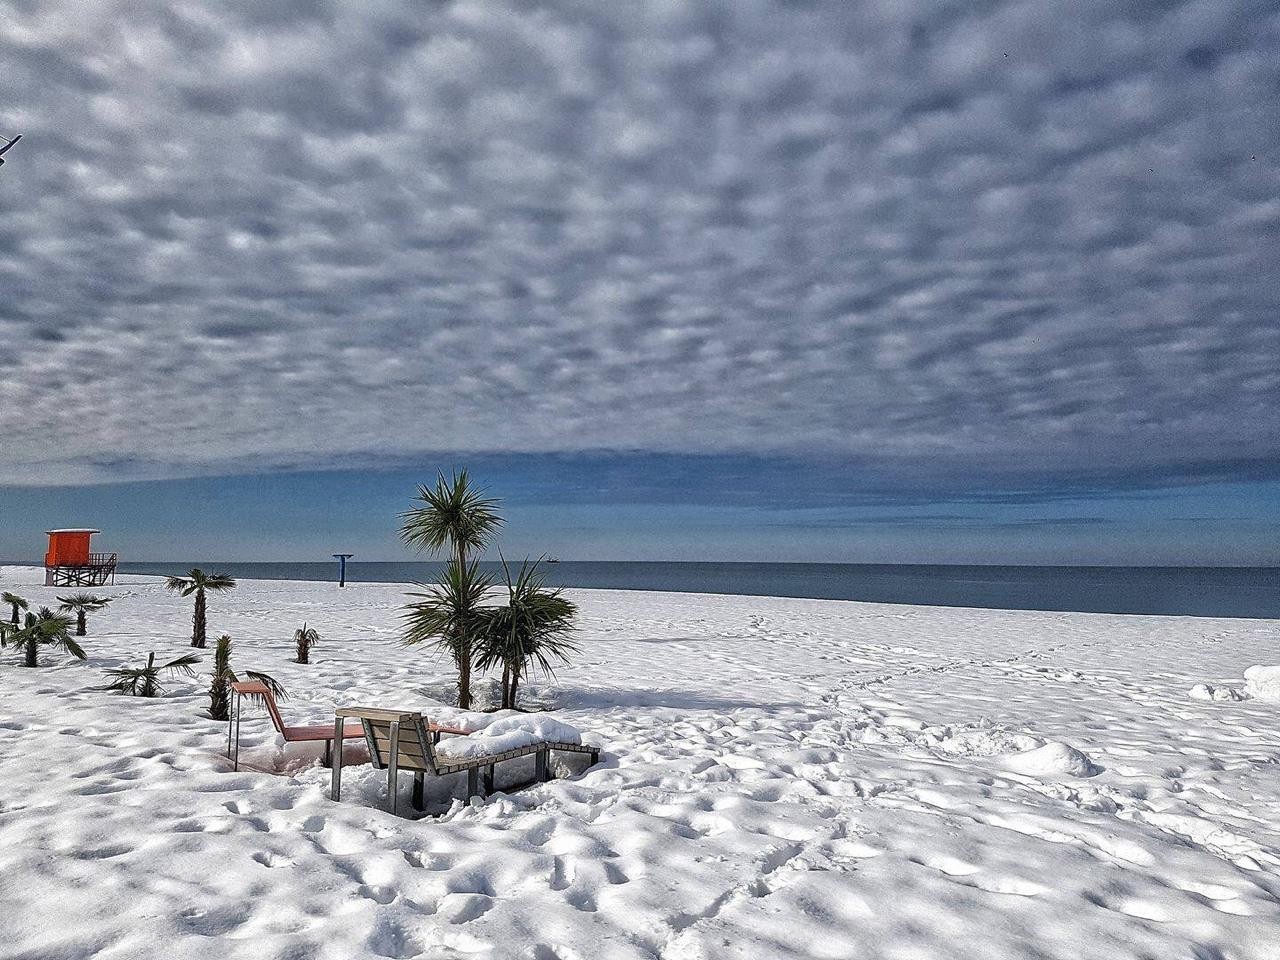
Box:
112, 561, 1280, 619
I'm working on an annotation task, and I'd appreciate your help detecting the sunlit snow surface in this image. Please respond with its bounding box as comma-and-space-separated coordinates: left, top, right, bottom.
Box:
0, 566, 1277, 959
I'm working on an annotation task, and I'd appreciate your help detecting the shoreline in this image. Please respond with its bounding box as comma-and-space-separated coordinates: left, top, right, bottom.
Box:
3, 565, 1276, 624
33, 560, 1278, 620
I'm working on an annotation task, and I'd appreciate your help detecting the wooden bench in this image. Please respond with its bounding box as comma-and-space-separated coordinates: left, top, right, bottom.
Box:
226, 682, 463, 770
331, 706, 600, 814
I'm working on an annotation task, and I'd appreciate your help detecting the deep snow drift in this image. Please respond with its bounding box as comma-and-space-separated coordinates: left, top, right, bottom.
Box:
0, 566, 1277, 960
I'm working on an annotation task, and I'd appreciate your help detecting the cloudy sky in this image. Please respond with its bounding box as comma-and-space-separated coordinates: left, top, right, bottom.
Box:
1, 0, 1277, 562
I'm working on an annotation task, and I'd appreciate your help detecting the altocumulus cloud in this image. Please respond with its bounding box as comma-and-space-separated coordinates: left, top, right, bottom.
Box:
0, 0, 1277, 486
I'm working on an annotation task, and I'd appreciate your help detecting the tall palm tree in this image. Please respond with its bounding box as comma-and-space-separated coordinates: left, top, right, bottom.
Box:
402, 560, 492, 708
165, 570, 236, 648
57, 592, 113, 636
3, 591, 28, 626
5, 607, 85, 667
477, 558, 578, 710
399, 470, 503, 708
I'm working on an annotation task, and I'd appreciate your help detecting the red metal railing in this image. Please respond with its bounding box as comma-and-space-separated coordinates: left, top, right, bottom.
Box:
44, 553, 117, 568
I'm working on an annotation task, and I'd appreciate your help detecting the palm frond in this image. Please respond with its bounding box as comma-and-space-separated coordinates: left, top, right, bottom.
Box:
34, 607, 76, 634
101, 668, 149, 696
9, 608, 83, 665
164, 576, 194, 596
294, 623, 321, 643
478, 557, 578, 707
56, 592, 112, 611
294, 622, 321, 663
162, 652, 202, 677
102, 650, 201, 696
243, 670, 287, 700
401, 561, 492, 657
399, 469, 504, 557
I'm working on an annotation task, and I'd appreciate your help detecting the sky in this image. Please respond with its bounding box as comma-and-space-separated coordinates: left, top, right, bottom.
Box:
1, 0, 1277, 564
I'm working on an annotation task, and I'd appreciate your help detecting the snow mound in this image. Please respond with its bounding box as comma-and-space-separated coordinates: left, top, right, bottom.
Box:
1003, 741, 1098, 778
1243, 665, 1280, 701
435, 714, 583, 761
935, 729, 1042, 758
1189, 682, 1247, 702
428, 708, 500, 734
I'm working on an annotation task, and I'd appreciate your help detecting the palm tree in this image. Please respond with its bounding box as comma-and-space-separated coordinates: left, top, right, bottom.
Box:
477, 558, 578, 710
294, 622, 320, 664
102, 651, 201, 698
57, 592, 113, 636
399, 470, 503, 708
3, 591, 28, 626
208, 634, 286, 722
402, 560, 493, 708
5, 607, 85, 667
165, 569, 236, 648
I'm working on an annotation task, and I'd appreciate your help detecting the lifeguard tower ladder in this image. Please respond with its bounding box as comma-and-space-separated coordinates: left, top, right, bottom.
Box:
44, 529, 118, 587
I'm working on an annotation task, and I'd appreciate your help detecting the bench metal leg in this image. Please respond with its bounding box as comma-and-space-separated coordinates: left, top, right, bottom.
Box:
483, 764, 495, 795
387, 720, 400, 815
323, 738, 332, 768
412, 772, 424, 811
535, 748, 549, 782
231, 693, 243, 771
467, 767, 479, 798
330, 718, 344, 801
226, 701, 234, 759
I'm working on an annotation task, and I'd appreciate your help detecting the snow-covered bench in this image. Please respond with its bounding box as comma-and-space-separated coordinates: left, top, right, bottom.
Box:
331, 706, 600, 814
228, 682, 469, 771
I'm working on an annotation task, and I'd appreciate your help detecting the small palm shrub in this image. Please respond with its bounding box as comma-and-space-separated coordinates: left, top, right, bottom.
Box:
57, 592, 113, 636
294, 622, 320, 664
4, 608, 85, 667
208, 634, 286, 721
165, 569, 236, 648
103, 652, 201, 697
477, 558, 578, 710
3, 591, 28, 626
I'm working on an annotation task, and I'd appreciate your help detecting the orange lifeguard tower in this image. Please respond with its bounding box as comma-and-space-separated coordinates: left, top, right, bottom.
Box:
44, 529, 118, 587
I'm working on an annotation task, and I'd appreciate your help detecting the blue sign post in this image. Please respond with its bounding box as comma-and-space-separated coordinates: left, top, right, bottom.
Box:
333, 554, 354, 587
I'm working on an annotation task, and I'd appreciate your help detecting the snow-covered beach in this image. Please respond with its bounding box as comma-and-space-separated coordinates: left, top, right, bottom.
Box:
1, 566, 1278, 960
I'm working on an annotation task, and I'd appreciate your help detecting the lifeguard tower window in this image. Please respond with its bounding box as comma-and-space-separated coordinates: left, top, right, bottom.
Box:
44, 529, 118, 587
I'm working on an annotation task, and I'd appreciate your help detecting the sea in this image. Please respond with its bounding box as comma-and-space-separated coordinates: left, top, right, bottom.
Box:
110, 561, 1280, 620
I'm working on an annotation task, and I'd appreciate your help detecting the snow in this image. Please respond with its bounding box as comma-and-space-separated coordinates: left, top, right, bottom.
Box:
1, 565, 1279, 959
1244, 665, 1280, 701
435, 715, 585, 762
1002, 741, 1098, 778
1190, 682, 1248, 702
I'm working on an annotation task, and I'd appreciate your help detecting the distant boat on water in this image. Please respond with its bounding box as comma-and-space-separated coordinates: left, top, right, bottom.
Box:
546, 557, 561, 563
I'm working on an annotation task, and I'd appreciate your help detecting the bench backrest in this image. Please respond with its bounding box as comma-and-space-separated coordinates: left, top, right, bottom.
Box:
360, 713, 439, 774
230, 680, 287, 734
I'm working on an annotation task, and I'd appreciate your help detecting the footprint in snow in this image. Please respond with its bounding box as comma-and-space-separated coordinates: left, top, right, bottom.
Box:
439, 894, 494, 924
251, 851, 295, 869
